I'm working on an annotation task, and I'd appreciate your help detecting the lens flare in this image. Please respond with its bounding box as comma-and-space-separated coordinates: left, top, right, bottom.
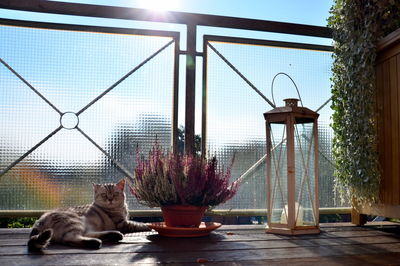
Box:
138, 0, 180, 12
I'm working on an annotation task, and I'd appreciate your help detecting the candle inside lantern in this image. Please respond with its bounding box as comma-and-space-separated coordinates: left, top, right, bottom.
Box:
280, 202, 304, 226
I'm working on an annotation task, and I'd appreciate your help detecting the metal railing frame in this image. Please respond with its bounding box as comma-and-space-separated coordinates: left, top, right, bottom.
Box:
0, 1, 337, 217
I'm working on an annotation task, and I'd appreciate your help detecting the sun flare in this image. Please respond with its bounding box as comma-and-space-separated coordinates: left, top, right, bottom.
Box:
138, 0, 180, 12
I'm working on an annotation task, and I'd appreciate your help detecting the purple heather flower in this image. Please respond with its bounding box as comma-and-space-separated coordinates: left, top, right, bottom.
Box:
131, 144, 239, 207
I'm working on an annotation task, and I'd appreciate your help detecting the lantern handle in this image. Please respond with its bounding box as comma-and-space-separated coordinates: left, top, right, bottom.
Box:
271, 72, 303, 107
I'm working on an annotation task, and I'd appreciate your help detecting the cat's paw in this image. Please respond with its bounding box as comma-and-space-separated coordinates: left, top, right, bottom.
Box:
142, 224, 152, 232
27, 229, 53, 251
103, 231, 123, 242
83, 239, 102, 249
133, 222, 152, 232
39, 229, 53, 242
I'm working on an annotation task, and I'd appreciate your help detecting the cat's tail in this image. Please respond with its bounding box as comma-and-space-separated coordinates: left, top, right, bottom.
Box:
27, 229, 53, 251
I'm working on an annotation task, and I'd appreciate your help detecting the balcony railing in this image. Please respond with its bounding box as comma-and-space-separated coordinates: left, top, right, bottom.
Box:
0, 1, 349, 217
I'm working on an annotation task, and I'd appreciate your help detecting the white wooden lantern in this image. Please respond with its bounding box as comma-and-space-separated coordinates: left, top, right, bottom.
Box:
264, 98, 320, 235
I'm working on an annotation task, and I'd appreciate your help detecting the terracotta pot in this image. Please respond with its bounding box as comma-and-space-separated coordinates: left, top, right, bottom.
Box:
161, 205, 208, 227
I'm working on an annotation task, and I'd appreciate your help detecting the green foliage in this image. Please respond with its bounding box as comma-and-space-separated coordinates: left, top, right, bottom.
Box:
319, 214, 344, 223
0, 217, 36, 228
328, 0, 400, 204
177, 125, 201, 155
389, 218, 400, 223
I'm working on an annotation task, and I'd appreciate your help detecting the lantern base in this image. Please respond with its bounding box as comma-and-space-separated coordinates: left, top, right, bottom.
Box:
266, 226, 320, 235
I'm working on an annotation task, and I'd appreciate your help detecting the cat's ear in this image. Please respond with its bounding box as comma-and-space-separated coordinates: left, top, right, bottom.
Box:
92, 183, 99, 192
116, 179, 125, 191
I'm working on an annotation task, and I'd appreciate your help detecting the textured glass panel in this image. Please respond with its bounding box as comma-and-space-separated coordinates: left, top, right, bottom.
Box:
318, 122, 342, 207
0, 130, 105, 210
78, 43, 174, 175
294, 123, 316, 226
0, 63, 60, 172
0, 24, 175, 210
269, 124, 288, 224
206, 40, 346, 210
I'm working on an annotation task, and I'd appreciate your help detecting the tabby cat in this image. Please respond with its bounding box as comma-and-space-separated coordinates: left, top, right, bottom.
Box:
28, 179, 150, 251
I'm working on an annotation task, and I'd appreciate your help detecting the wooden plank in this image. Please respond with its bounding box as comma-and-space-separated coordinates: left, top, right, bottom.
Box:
2, 226, 399, 252
398, 54, 400, 205
1, 224, 397, 241
287, 116, 296, 229
377, 28, 400, 52
2, 234, 400, 256
390, 56, 400, 205
0, 228, 30, 234
375, 28, 400, 208
377, 40, 400, 64
2, 242, 400, 265
355, 203, 400, 220
320, 221, 399, 228
376, 62, 385, 202
0, 225, 400, 265
0, 234, 28, 240
351, 207, 367, 226
1, 224, 398, 244
0, 223, 396, 235
382, 60, 392, 204
1, 229, 398, 251
254, 253, 400, 266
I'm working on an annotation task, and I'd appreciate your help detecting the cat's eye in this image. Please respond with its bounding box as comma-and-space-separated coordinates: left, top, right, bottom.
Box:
101, 193, 106, 198
113, 192, 119, 196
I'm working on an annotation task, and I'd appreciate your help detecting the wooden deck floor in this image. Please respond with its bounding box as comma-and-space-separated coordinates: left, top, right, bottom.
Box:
1, 222, 400, 265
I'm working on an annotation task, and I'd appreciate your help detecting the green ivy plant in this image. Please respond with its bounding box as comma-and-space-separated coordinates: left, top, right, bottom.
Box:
328, 0, 400, 204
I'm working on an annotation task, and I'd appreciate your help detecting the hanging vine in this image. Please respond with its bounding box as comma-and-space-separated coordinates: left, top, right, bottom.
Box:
328, 0, 400, 204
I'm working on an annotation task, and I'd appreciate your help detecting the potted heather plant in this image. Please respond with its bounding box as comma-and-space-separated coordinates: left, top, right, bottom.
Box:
128, 144, 239, 228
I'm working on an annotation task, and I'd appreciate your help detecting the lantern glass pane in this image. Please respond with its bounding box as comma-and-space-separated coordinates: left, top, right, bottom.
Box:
294, 122, 317, 226
268, 123, 288, 224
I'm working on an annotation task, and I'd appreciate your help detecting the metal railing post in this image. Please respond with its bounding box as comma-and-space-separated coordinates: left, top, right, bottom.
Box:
185, 23, 196, 154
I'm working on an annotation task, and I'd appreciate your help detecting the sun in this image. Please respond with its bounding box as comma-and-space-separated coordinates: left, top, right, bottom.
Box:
138, 0, 180, 12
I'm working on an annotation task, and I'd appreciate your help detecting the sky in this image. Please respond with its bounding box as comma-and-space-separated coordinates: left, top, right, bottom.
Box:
52, 0, 333, 26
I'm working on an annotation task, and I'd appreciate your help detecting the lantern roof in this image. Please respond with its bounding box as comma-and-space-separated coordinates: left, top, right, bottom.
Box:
264, 98, 319, 124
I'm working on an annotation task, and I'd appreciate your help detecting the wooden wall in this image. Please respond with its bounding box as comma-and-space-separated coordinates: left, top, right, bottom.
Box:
353, 28, 400, 223
376, 28, 400, 206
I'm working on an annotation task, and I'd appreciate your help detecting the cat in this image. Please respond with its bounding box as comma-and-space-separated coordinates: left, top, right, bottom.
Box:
27, 178, 150, 251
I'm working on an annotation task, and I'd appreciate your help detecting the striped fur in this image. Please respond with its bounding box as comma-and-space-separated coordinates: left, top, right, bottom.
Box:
28, 179, 150, 251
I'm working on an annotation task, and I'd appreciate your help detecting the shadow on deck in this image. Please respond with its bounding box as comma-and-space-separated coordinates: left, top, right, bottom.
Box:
1, 222, 400, 265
